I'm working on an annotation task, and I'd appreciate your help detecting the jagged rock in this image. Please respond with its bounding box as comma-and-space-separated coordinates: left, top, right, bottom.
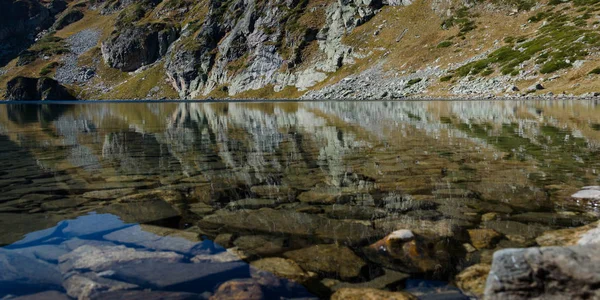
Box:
455, 264, 490, 298
484, 245, 600, 299
283, 244, 366, 280
4, 76, 76, 100
251, 257, 316, 284
101, 22, 178, 72
331, 288, 416, 300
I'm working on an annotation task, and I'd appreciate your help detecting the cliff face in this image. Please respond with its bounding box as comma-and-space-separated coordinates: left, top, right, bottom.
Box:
1, 0, 600, 100
163, 0, 403, 98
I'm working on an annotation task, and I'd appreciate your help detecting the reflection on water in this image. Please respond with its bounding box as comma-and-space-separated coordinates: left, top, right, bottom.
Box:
0, 100, 599, 299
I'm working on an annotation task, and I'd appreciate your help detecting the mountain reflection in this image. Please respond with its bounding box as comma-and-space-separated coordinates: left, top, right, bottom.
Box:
1, 100, 599, 298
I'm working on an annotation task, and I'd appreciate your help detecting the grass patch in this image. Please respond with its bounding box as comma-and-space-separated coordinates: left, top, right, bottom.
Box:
589, 67, 600, 75
437, 41, 453, 48
452, 10, 600, 77
440, 75, 453, 82
406, 78, 422, 86
39, 62, 60, 76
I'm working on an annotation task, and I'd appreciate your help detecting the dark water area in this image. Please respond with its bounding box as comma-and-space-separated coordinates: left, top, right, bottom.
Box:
0, 100, 599, 299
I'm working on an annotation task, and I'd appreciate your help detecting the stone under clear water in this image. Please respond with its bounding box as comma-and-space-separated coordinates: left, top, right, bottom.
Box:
0, 100, 599, 299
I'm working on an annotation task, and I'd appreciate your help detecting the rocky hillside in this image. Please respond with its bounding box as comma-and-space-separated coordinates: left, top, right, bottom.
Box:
1, 0, 600, 100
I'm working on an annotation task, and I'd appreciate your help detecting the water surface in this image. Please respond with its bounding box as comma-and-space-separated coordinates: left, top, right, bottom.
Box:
1, 100, 599, 299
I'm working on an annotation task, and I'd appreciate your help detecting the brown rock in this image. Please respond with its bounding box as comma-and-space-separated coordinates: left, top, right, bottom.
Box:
468, 229, 502, 249
210, 279, 263, 300
251, 257, 315, 284
365, 230, 446, 274
331, 288, 416, 300
536, 221, 600, 247
455, 264, 491, 298
283, 244, 366, 280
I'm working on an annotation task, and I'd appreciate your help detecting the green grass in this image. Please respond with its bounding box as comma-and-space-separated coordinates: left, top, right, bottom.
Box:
39, 62, 60, 76
406, 78, 422, 86
437, 41, 453, 48
452, 10, 600, 77
440, 75, 453, 82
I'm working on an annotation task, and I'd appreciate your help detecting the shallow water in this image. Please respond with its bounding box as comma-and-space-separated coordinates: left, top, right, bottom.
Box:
0, 100, 599, 299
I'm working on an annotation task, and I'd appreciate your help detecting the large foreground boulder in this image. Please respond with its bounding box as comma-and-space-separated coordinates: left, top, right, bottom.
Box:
484, 245, 600, 299
4, 76, 76, 100
101, 23, 178, 72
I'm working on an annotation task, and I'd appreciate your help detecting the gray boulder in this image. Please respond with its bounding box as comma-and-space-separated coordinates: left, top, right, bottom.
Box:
484, 245, 600, 299
101, 23, 178, 72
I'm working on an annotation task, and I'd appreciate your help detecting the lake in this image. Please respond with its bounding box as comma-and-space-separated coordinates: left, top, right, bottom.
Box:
0, 100, 599, 299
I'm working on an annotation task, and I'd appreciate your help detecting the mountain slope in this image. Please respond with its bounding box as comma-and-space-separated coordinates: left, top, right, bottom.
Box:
1, 0, 600, 100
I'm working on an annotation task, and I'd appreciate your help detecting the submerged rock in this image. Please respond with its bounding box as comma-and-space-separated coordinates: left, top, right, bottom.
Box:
0, 250, 63, 293
63, 272, 138, 299
58, 245, 184, 272
251, 257, 316, 284
536, 221, 600, 247
455, 264, 490, 298
233, 235, 287, 256
283, 244, 366, 280
365, 229, 454, 274
331, 288, 416, 300
210, 279, 264, 300
199, 208, 380, 245
467, 229, 502, 250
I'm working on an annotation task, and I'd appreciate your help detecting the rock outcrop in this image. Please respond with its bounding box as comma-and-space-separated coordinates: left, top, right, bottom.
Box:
0, 0, 54, 66
164, 0, 413, 99
101, 23, 179, 72
4, 76, 76, 100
